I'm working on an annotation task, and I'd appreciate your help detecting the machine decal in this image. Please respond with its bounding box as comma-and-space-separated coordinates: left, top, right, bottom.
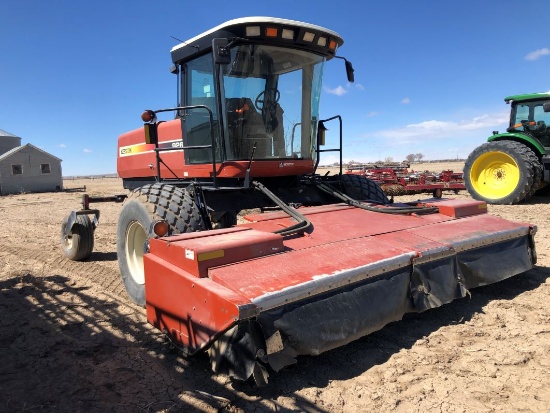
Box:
119, 140, 184, 157
198, 250, 225, 261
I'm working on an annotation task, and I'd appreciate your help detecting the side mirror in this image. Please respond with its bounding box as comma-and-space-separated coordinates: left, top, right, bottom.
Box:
345, 60, 355, 83
334, 56, 356, 83
213, 38, 231, 64
543, 102, 550, 112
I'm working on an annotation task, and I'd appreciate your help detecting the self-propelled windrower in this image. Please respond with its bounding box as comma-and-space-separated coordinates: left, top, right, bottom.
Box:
61, 17, 537, 385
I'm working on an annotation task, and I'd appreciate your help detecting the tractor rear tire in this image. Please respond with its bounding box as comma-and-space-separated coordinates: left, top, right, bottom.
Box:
117, 183, 205, 306
60, 214, 94, 261
524, 150, 543, 200
464, 141, 536, 204
340, 174, 389, 204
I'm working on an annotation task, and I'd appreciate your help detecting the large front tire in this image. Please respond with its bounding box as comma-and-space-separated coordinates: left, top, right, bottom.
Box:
464, 141, 536, 204
339, 174, 390, 204
117, 184, 205, 306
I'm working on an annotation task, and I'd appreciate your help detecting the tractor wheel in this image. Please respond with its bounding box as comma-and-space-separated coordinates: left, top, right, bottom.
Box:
464, 141, 536, 204
432, 188, 443, 198
340, 174, 389, 204
117, 183, 205, 306
524, 151, 543, 200
382, 184, 406, 197
60, 214, 94, 261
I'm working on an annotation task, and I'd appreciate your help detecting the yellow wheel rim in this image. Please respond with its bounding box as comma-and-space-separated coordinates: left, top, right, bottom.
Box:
469, 151, 520, 200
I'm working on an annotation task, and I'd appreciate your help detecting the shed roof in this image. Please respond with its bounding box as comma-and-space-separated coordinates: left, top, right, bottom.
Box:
0, 129, 20, 139
0, 143, 62, 162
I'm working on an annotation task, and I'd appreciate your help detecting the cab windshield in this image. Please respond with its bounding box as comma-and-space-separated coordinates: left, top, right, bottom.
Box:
221, 44, 325, 161
511, 100, 550, 148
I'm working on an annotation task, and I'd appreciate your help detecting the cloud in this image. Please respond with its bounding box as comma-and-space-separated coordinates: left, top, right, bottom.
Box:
325, 85, 348, 96
525, 48, 550, 61
325, 82, 364, 96
57, 144, 66, 148
83, 148, 93, 153
370, 112, 509, 142
401, 97, 411, 104
367, 111, 380, 117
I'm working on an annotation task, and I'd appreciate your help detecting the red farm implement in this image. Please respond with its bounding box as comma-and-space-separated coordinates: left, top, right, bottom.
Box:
346, 163, 466, 198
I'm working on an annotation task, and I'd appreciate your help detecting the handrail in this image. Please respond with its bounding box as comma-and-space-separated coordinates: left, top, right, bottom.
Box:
315, 115, 342, 175
149, 105, 218, 187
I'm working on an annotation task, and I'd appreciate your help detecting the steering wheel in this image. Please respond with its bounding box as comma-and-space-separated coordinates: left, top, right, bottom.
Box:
509, 119, 534, 132
254, 88, 280, 111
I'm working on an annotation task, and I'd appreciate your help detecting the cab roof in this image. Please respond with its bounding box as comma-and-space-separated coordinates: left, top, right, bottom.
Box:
504, 92, 550, 103
170, 17, 344, 64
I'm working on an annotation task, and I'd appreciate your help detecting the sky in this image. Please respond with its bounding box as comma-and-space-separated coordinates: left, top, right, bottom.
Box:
1, 0, 549, 175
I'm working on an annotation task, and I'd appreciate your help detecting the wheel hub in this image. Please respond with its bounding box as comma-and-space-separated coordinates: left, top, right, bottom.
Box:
125, 221, 147, 285
470, 151, 520, 199
494, 169, 505, 180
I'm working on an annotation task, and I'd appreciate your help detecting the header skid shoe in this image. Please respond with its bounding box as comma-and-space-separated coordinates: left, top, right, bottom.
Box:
143, 198, 536, 385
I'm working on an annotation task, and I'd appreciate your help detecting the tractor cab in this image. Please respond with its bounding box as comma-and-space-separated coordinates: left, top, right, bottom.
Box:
160, 17, 352, 176
169, 17, 349, 169
506, 93, 550, 149
118, 18, 352, 185
118, 17, 355, 186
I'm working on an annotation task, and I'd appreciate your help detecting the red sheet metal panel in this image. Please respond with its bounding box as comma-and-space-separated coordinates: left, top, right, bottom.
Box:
206, 204, 529, 310
148, 227, 284, 277
423, 198, 488, 218
208, 231, 451, 309
144, 253, 256, 352
240, 204, 454, 251
406, 213, 531, 251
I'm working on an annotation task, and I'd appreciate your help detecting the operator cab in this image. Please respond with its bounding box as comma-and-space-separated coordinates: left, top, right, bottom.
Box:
170, 17, 349, 167
506, 94, 550, 148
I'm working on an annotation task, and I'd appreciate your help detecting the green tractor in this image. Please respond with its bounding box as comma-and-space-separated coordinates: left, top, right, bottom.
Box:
464, 92, 550, 204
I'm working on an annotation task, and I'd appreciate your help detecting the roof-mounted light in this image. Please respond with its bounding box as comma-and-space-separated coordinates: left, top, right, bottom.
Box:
246, 26, 261, 36
303, 32, 315, 42
171, 18, 344, 64
266, 27, 278, 37
281, 29, 294, 40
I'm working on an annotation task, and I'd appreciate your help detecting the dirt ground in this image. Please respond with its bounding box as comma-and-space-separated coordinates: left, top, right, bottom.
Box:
1, 161, 549, 412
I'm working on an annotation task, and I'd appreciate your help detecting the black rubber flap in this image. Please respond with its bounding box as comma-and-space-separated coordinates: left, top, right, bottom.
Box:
458, 237, 532, 289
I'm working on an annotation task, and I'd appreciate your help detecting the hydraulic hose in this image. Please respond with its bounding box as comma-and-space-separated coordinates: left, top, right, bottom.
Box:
252, 181, 312, 236
314, 180, 439, 215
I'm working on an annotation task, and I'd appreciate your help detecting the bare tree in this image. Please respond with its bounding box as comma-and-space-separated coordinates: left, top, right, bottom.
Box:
415, 153, 425, 162
384, 156, 394, 163
405, 154, 416, 163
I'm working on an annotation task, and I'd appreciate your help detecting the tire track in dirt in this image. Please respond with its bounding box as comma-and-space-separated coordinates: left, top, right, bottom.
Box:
0, 242, 126, 298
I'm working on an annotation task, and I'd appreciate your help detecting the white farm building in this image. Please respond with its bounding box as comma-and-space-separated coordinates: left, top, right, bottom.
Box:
0, 129, 63, 195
